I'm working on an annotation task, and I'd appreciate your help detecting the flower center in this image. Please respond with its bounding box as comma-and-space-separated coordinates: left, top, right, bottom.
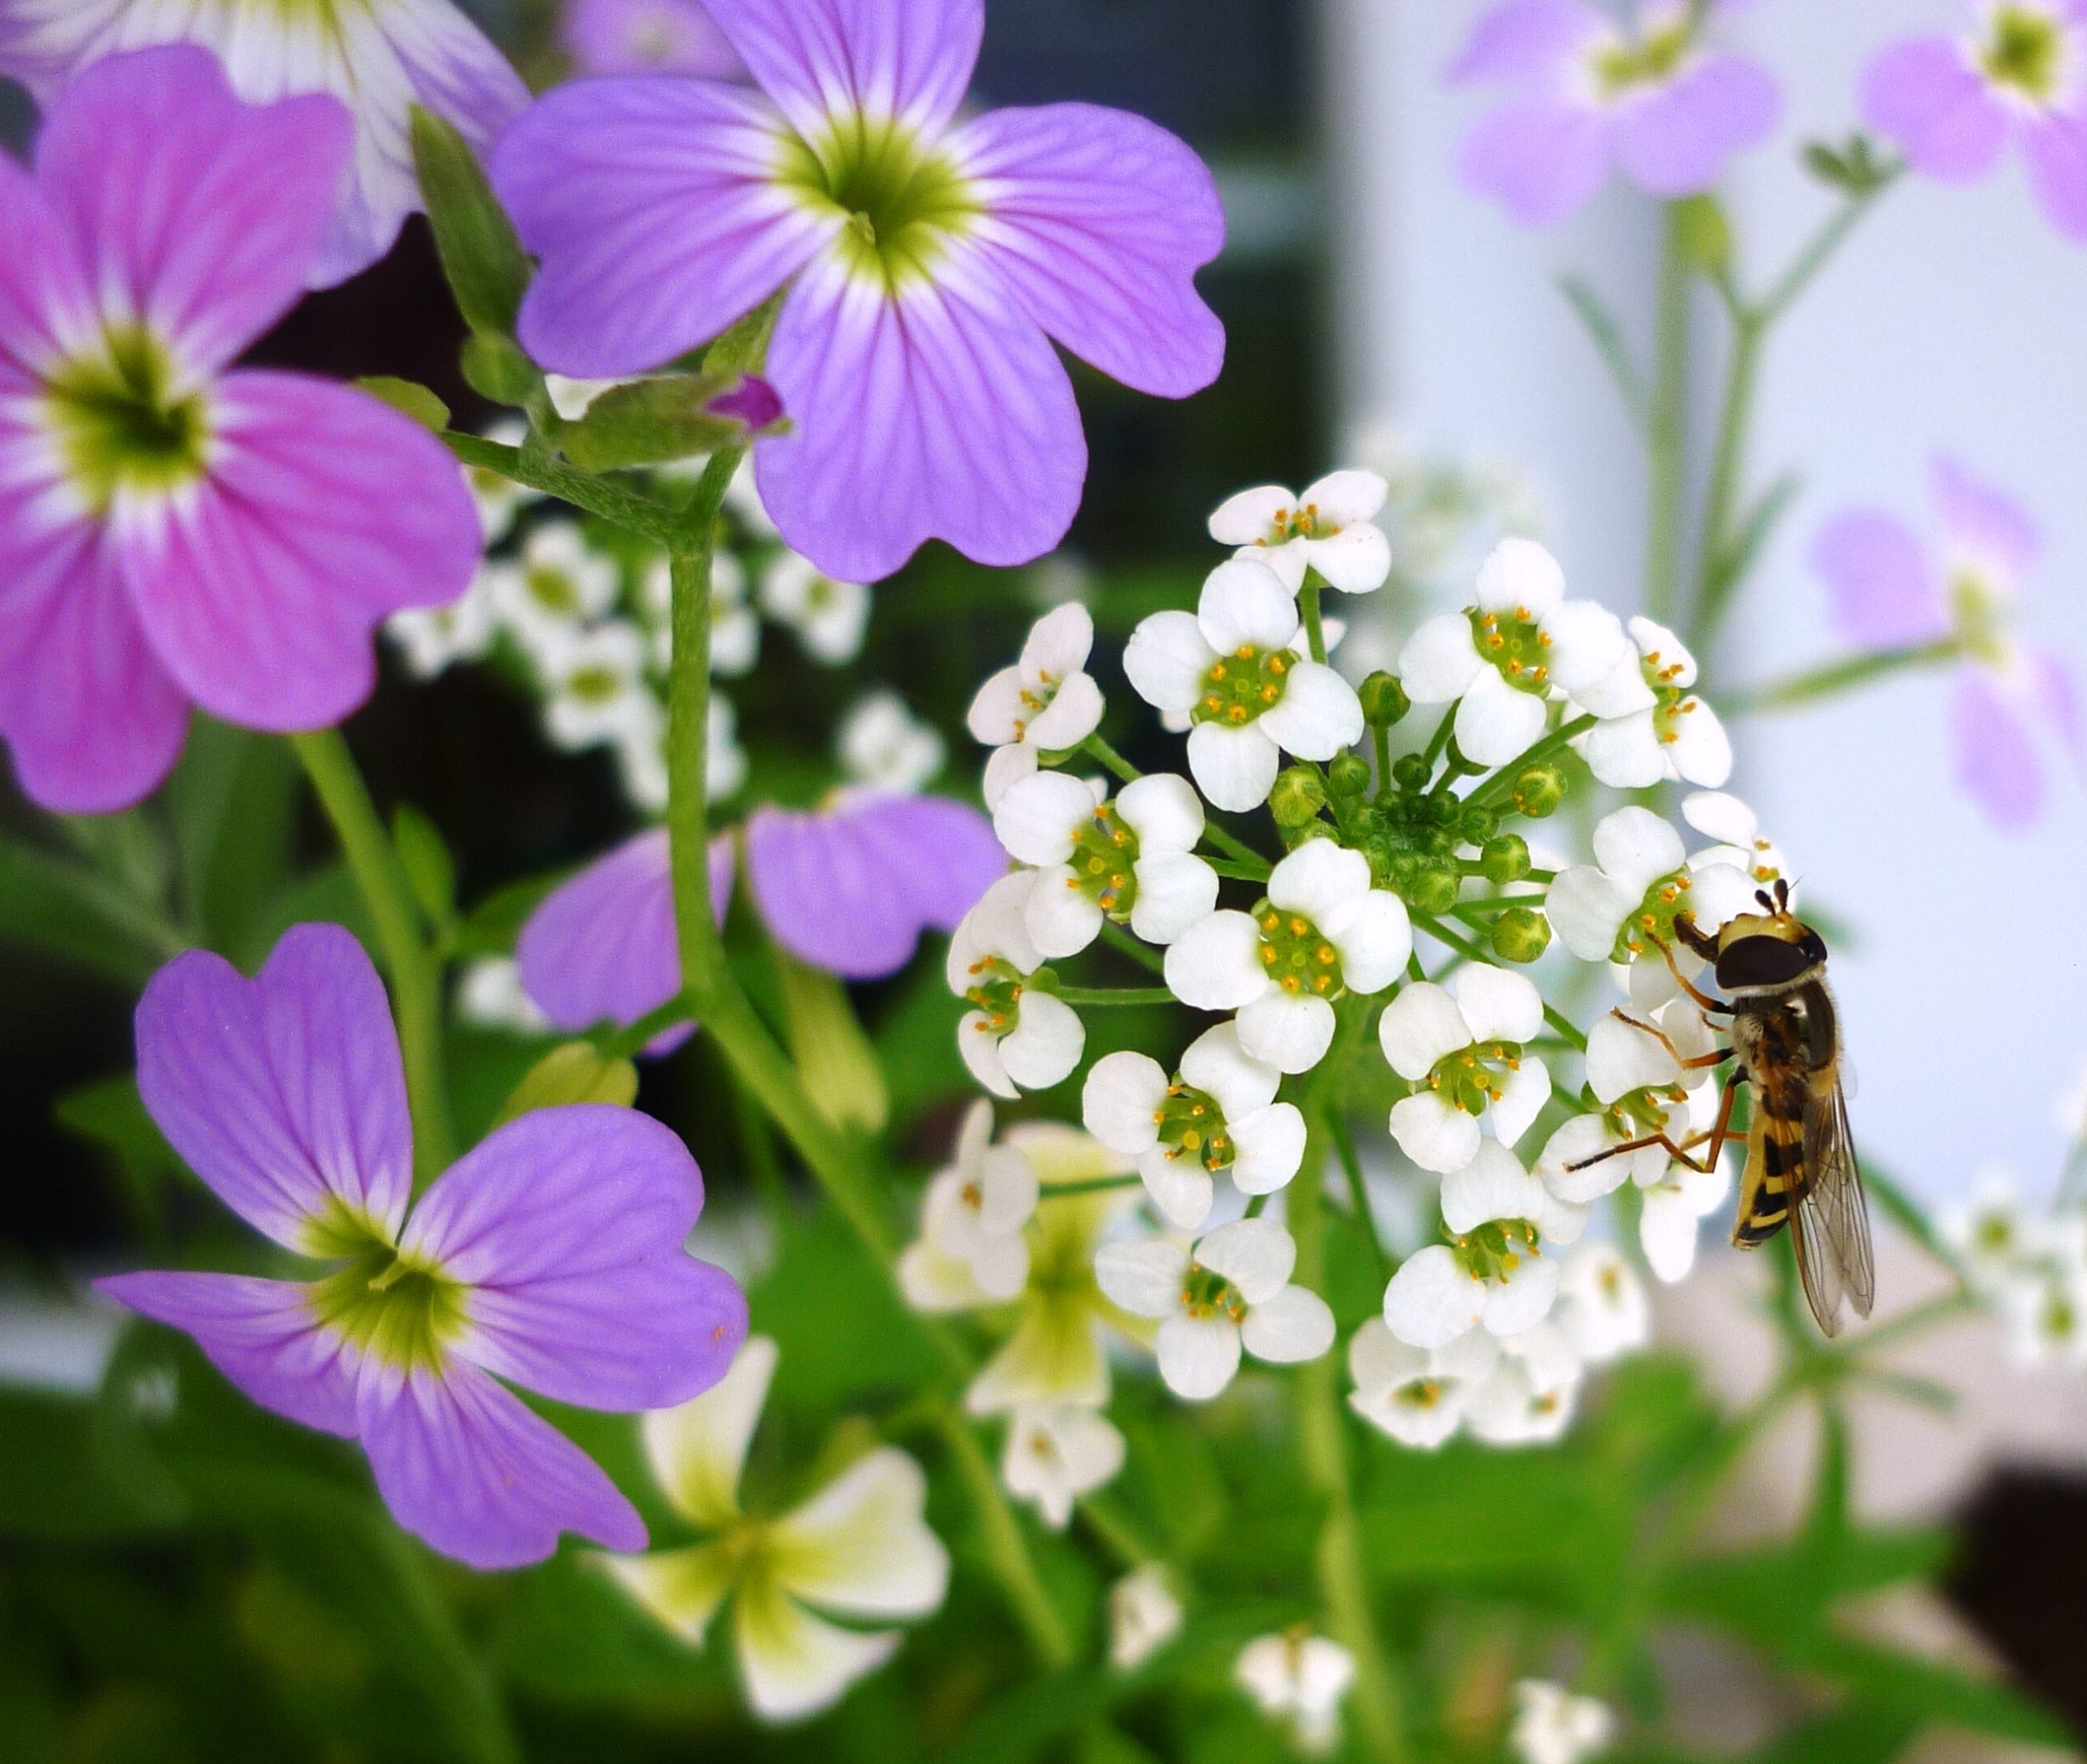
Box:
1154, 1083, 1234, 1174
566, 664, 628, 704
1451, 1217, 1542, 1285
1065, 804, 1141, 917
1253, 898, 1344, 998
1424, 1039, 1525, 1115
1974, 1213, 2015, 1256
779, 112, 980, 289
1012, 668, 1068, 743
525, 562, 584, 616
962, 955, 1027, 1033
305, 1216, 469, 1374
1467, 606, 1553, 695
1589, 15, 1692, 99
1601, 1082, 1688, 1143
1982, 6, 2068, 103
1264, 502, 1335, 543
42, 325, 210, 517
1615, 868, 1694, 961
1393, 1376, 1447, 1412
1948, 569, 2012, 666
1637, 642, 1705, 747
1195, 645, 1296, 727
1179, 1261, 1246, 1322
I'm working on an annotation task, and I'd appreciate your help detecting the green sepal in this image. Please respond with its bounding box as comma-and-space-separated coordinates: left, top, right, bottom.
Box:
459, 333, 541, 409
703, 289, 785, 377
355, 377, 450, 433
409, 105, 532, 339
1671, 193, 1732, 273
492, 1043, 640, 1126
1802, 133, 1892, 196
560, 372, 751, 473
776, 951, 889, 1136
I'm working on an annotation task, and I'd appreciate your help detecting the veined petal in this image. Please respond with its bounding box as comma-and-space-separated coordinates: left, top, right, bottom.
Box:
1388, 1092, 1483, 1175
498, 77, 830, 380
1454, 666, 1549, 766
956, 101, 1224, 399
1210, 484, 1295, 545
1267, 838, 1369, 924
1481, 1256, 1560, 1336
1326, 891, 1412, 995
1458, 96, 1610, 227
1611, 54, 1780, 196
1023, 867, 1106, 958
1305, 522, 1392, 594
1545, 865, 1636, 961
360, 1360, 646, 1570
1179, 1020, 1281, 1117
135, 924, 410, 1251
994, 770, 1093, 864
1139, 1143, 1216, 1228
1448, 0, 1605, 84
1583, 710, 1666, 790
1115, 771, 1205, 853
734, 1579, 900, 1724
95, 1271, 358, 1436
1592, 805, 1687, 895
643, 1335, 777, 1530
770, 1449, 949, 1619
1399, 612, 1487, 704
1585, 1012, 1679, 1101
1491, 1060, 1552, 1150
757, 250, 1084, 580
130, 373, 479, 733
1165, 910, 1269, 1011
1454, 963, 1543, 1045
1095, 1236, 1193, 1319
601, 1541, 736, 1644
999, 990, 1085, 1091
1124, 608, 1219, 715
703, 0, 982, 140
1199, 556, 1302, 653
1933, 454, 2040, 586
1129, 852, 1220, 945
1378, 981, 1471, 1080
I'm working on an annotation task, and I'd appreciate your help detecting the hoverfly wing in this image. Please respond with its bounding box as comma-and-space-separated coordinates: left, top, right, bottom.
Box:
1792, 1074, 1873, 1334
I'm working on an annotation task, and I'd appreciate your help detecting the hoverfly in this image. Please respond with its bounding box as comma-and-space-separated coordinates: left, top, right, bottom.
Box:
1567, 879, 1875, 1336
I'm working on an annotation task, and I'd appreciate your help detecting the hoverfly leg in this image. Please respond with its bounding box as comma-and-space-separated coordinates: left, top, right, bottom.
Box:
1564, 1076, 1742, 1178
1608, 1008, 1735, 1071
1656, 933, 1729, 1016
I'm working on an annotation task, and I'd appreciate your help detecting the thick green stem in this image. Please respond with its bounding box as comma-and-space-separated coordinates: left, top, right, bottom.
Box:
1722, 642, 1959, 717
1644, 203, 1694, 628
1299, 574, 1328, 665
293, 729, 453, 1184
938, 1409, 1074, 1669
441, 432, 682, 544
1687, 313, 1763, 658
1051, 986, 1176, 1008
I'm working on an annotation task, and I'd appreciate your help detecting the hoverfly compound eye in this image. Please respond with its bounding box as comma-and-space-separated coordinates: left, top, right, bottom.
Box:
1716, 935, 1812, 990
1798, 930, 1828, 964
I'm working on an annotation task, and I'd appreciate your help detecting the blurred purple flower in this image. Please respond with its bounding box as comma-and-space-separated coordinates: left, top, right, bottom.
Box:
560, 0, 744, 78
99, 924, 747, 1570
1449, 0, 1780, 226
0, 49, 481, 815
0, 0, 527, 286
1860, 1, 2087, 242
1813, 456, 2080, 830
491, 0, 1226, 582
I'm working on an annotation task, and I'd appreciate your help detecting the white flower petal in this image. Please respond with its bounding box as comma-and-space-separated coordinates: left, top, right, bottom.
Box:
1186, 721, 1282, 813
1109, 1567, 1183, 1670
1268, 838, 1369, 921
1491, 1059, 1553, 1150
1308, 523, 1392, 593
1687, 861, 1759, 933
1115, 772, 1205, 853
1475, 537, 1565, 617
1229, 1103, 1308, 1196
1538, 599, 1627, 691
1628, 615, 1697, 686
1592, 806, 1686, 897
1095, 1237, 1193, 1318
1585, 1012, 1682, 1102
1536, 1115, 1637, 1205
1196, 1215, 1297, 1303
1023, 871, 1107, 959
977, 1146, 1040, 1237
1303, 469, 1391, 525
1583, 710, 1666, 789
642, 1335, 777, 1529
1545, 866, 1637, 962
968, 1230, 1031, 1303
1129, 852, 1220, 945
947, 871, 1043, 986
1681, 791, 1757, 847
1083, 1052, 1171, 1155
1454, 963, 1544, 1045
1441, 1140, 1547, 1233
1667, 699, 1732, 787
1021, 602, 1095, 677
770, 1448, 949, 1619
1454, 667, 1549, 767
993, 771, 1092, 865
1124, 610, 1217, 716
1138, 1147, 1217, 1231
1208, 483, 1295, 545
1377, 982, 1471, 1080
1002, 1406, 1125, 1529
735, 1587, 900, 1723
1639, 1184, 1705, 1282
1398, 613, 1485, 704
1199, 558, 1302, 654
999, 992, 1085, 1091
1260, 660, 1365, 759
1026, 671, 1105, 752
1179, 1021, 1282, 1117
982, 740, 1039, 809
1164, 910, 1269, 1011
602, 1542, 735, 1644
1242, 1284, 1336, 1363
1480, 1255, 1561, 1337
959, 1011, 1019, 1099
1383, 1245, 1486, 1350
1156, 1312, 1243, 1400
1388, 1091, 1484, 1175
1237, 990, 1337, 1074
1321, 890, 1412, 995
1573, 647, 1659, 720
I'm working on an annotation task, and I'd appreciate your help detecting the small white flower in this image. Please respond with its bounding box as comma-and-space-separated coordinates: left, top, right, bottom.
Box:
1937, 1165, 2041, 1294
1095, 1216, 1335, 1401
1165, 841, 1410, 1074
995, 771, 1218, 957
946, 874, 1086, 1098
1383, 1142, 1584, 1350
1638, 1133, 1732, 1283
1464, 1322, 1582, 1446
1546, 806, 1758, 966
1235, 1631, 1356, 1757
912, 1102, 1039, 1302
454, 955, 550, 1034
1000, 1405, 1125, 1528
839, 690, 944, 795
1207, 470, 1393, 594
1681, 791, 1789, 889
1381, 964, 1553, 1174
1552, 1244, 1650, 1365
467, 417, 534, 545
1510, 1679, 1616, 1764
1347, 1316, 1501, 1449
1535, 1005, 1715, 1203
1996, 1264, 2087, 1368
1576, 617, 1732, 789
1397, 538, 1627, 767
1108, 1566, 1184, 1671
483, 521, 620, 664
969, 603, 1106, 807
1124, 558, 1364, 812
386, 579, 495, 679
1082, 1023, 1307, 1229
543, 621, 653, 751
760, 551, 871, 664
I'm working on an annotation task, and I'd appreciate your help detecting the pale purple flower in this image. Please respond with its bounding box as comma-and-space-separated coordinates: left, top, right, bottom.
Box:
0, 49, 481, 814
491, 0, 1226, 582
98, 924, 747, 1570
1861, 1, 2087, 242
1449, 0, 1780, 226
560, 0, 744, 79
1812, 456, 2080, 829
0, 2, 527, 287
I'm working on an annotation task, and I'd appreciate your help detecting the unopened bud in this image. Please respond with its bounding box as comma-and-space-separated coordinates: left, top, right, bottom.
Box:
1328, 753, 1372, 798
1359, 671, 1410, 729
1490, 906, 1551, 964
1271, 765, 1328, 827
1511, 764, 1567, 818
1479, 834, 1530, 885
1405, 867, 1461, 917
1460, 806, 1500, 845
1391, 754, 1432, 794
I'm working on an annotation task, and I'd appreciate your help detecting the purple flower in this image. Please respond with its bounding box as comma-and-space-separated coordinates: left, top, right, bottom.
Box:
98, 924, 748, 1569
491, 0, 1226, 582
0, 48, 481, 814
1812, 456, 2080, 830
560, 0, 745, 79
1449, 0, 1780, 226
1860, 1, 2087, 241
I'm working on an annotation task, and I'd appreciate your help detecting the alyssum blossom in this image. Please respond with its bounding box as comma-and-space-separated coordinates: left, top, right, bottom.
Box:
1208, 470, 1394, 594
1347, 1316, 1505, 1449
999, 1403, 1127, 1529
1449, 0, 1780, 227
1379, 962, 1554, 1175
1511, 1678, 1617, 1764
905, 1101, 1039, 1303
1126, 558, 1365, 812
0, 0, 527, 286
492, 0, 1226, 580
97, 925, 748, 1568
1166, 840, 1412, 1075
1235, 1630, 1357, 1757
605, 1337, 949, 1722
1575, 615, 1733, 791
948, 872, 1088, 1098
1537, 1004, 1717, 1202
1109, 1565, 1185, 1670
1544, 804, 1759, 968
0, 48, 479, 814
970, 602, 1107, 809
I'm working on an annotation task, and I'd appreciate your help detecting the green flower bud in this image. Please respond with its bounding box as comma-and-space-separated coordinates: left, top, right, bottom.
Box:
1479, 834, 1530, 885
1270, 765, 1329, 827
1460, 806, 1500, 845
1391, 754, 1432, 793
1511, 764, 1568, 818
1489, 906, 1551, 964
1359, 671, 1410, 729
1328, 752, 1372, 798
1405, 867, 1461, 916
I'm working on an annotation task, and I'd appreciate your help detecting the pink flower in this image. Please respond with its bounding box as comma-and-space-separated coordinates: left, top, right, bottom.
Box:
1449, 0, 1780, 227
99, 924, 748, 1570
1861, 0, 2087, 242
491, 0, 1226, 582
1812, 456, 2080, 829
0, 48, 481, 814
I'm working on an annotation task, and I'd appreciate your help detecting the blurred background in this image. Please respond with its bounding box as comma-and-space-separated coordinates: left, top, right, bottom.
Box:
2, 0, 2085, 1757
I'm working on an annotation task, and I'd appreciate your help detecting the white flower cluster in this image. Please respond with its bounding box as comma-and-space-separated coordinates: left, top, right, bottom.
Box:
1941, 1161, 2087, 1368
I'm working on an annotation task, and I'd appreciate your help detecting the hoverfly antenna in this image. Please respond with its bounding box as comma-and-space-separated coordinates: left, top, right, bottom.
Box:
1774, 878, 1791, 910
1754, 889, 1776, 912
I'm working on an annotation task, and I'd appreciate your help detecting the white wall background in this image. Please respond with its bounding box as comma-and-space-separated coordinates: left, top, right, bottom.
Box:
1325, 0, 2087, 1206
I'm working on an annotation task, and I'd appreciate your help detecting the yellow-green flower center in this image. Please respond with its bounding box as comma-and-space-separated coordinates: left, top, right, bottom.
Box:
1468, 606, 1554, 696
1451, 1217, 1542, 1285
1425, 1039, 1526, 1115
1614, 867, 1693, 962
1601, 1082, 1688, 1142
305, 1212, 469, 1375
1180, 1261, 1246, 1323
1066, 803, 1141, 917
525, 564, 583, 615
42, 325, 211, 516
962, 955, 1026, 1030
778, 112, 980, 290
1154, 1082, 1233, 1174
1194, 645, 1296, 727
567, 664, 627, 704
1591, 15, 1693, 99
1949, 569, 2011, 667
1637, 641, 1705, 747
1254, 899, 1343, 998
1983, 6, 2067, 102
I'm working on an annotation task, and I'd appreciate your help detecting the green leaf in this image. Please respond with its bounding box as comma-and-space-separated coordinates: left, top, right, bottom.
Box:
492, 1043, 639, 1125
491, 1553, 724, 1706
459, 331, 541, 408
1746, 1704, 1920, 1764
1808, 1634, 2073, 1745
391, 803, 456, 933
560, 371, 753, 472
1710, 471, 1801, 599
776, 950, 888, 1135
168, 716, 300, 955
0, 1388, 183, 1541
355, 375, 451, 432
54, 1072, 183, 1237
409, 104, 531, 337
0, 829, 183, 986
1558, 274, 1647, 429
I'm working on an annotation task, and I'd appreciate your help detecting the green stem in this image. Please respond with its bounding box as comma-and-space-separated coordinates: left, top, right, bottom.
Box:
1076, 1491, 1156, 1568
1372, 721, 1392, 792
1721, 642, 1959, 717
1098, 918, 1167, 976
1326, 1109, 1392, 1289
1039, 1174, 1144, 1199
441, 432, 681, 545
1418, 707, 1456, 779
938, 1409, 1074, 1669
1460, 715, 1596, 813
598, 994, 695, 1060
292, 730, 454, 1184
1299, 573, 1328, 665
1756, 167, 1901, 328
1050, 986, 1176, 1008
1644, 202, 1693, 628
1687, 311, 1763, 657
